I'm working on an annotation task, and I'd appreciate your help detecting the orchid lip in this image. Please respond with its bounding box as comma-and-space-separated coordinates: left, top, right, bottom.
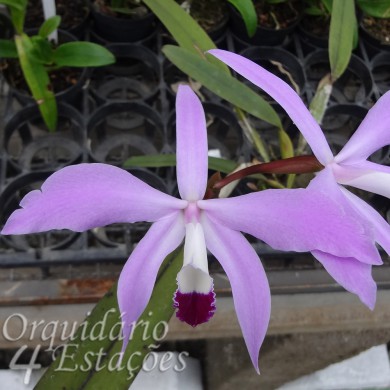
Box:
174, 288, 216, 327
174, 219, 216, 326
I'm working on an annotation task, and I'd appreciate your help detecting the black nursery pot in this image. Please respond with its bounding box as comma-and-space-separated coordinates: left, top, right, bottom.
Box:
323, 103, 389, 165
90, 3, 155, 43
229, 4, 301, 48
3, 103, 85, 175
206, 14, 229, 45
298, 16, 329, 53
359, 16, 390, 55
239, 46, 306, 101
87, 101, 165, 165
305, 50, 374, 104
371, 52, 390, 96
24, 0, 90, 39
90, 44, 161, 105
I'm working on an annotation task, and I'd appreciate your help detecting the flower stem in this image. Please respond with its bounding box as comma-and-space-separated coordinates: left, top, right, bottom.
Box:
213, 155, 323, 190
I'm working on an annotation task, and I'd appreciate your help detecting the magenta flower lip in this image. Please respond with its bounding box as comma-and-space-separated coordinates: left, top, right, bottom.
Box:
174, 289, 216, 327
1, 84, 385, 372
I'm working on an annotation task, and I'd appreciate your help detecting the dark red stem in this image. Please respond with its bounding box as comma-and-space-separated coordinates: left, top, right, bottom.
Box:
213, 155, 324, 190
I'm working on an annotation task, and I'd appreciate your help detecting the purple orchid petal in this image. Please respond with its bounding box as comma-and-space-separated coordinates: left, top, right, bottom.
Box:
198, 175, 381, 265
208, 49, 334, 165
201, 213, 270, 374
340, 187, 390, 255
333, 161, 390, 199
336, 91, 390, 164
1, 163, 187, 235
312, 250, 376, 310
176, 85, 208, 201
118, 212, 185, 354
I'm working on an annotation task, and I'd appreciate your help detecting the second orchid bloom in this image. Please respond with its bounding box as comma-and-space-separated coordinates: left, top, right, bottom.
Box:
209, 48, 390, 311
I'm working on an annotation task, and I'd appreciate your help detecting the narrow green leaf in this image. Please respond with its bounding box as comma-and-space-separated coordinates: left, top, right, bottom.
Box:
235, 107, 270, 162
163, 45, 281, 128
309, 73, 333, 124
142, 0, 214, 51
208, 157, 237, 173
1, 0, 27, 33
35, 248, 183, 390
142, 0, 227, 72
352, 17, 359, 49
124, 154, 237, 174
357, 0, 390, 18
0, 39, 18, 58
226, 0, 257, 37
0, 0, 26, 11
322, 0, 333, 14
34, 282, 122, 390
304, 6, 325, 16
31, 36, 53, 64
278, 129, 294, 159
52, 42, 115, 67
39, 15, 61, 39
81, 248, 184, 389
278, 127, 295, 188
124, 154, 177, 168
109, 7, 142, 15
329, 0, 355, 80
15, 34, 57, 131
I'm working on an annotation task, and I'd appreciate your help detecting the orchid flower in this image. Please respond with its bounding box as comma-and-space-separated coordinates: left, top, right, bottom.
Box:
208, 49, 390, 310
1, 86, 383, 372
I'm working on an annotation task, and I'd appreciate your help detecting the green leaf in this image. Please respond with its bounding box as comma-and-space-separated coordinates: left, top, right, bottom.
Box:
321, 0, 333, 14
227, 0, 257, 37
163, 45, 281, 128
352, 16, 359, 49
30, 36, 53, 64
208, 157, 237, 173
278, 129, 294, 159
142, 0, 227, 72
39, 15, 61, 39
0, 39, 18, 58
124, 154, 237, 173
357, 0, 390, 18
1, 0, 27, 33
15, 34, 57, 131
309, 73, 332, 124
0, 0, 26, 10
109, 6, 142, 15
329, 0, 355, 80
124, 154, 178, 168
35, 248, 184, 390
304, 6, 325, 16
52, 42, 115, 67
81, 248, 184, 389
